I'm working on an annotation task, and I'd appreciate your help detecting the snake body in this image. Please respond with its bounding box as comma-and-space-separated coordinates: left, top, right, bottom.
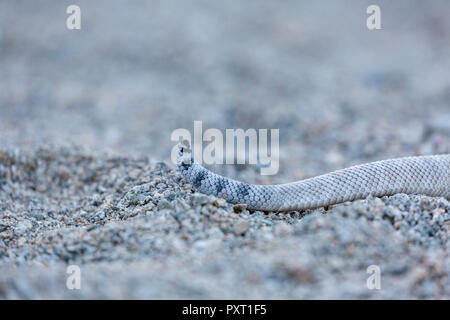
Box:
177, 142, 450, 211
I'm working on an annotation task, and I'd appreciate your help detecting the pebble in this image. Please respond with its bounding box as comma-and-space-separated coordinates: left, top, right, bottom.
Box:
14, 220, 33, 236
233, 220, 250, 235
157, 199, 173, 210
191, 194, 210, 206
233, 204, 247, 213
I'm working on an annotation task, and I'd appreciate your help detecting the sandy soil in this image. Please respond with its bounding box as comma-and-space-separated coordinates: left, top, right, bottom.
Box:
0, 0, 449, 299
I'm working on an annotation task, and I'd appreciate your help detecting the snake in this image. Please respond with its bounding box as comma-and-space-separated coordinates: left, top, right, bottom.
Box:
177, 141, 450, 211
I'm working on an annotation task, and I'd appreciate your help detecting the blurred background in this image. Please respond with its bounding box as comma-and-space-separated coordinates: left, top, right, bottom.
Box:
1, 0, 450, 300
0, 0, 449, 180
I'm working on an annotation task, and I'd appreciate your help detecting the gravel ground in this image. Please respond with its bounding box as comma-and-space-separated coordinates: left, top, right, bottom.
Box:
0, 1, 449, 299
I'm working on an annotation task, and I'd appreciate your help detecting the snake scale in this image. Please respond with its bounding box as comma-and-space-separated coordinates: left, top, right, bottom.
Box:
177, 141, 450, 211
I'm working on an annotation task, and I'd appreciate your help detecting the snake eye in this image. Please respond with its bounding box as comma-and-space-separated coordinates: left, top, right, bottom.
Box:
179, 139, 191, 153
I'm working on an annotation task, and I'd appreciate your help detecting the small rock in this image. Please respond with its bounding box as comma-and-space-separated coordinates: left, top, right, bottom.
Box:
128, 169, 141, 180
30, 212, 44, 221
90, 211, 106, 223
233, 220, 250, 235
213, 199, 227, 207
233, 203, 247, 213
17, 237, 26, 246
157, 199, 173, 210
191, 194, 210, 206
394, 221, 403, 230
15, 220, 33, 235
274, 222, 294, 236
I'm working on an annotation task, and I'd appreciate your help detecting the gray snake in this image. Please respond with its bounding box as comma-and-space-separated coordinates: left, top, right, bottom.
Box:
177, 141, 450, 211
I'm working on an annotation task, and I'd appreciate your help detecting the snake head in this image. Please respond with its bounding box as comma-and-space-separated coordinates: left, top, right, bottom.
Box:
177, 139, 193, 170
